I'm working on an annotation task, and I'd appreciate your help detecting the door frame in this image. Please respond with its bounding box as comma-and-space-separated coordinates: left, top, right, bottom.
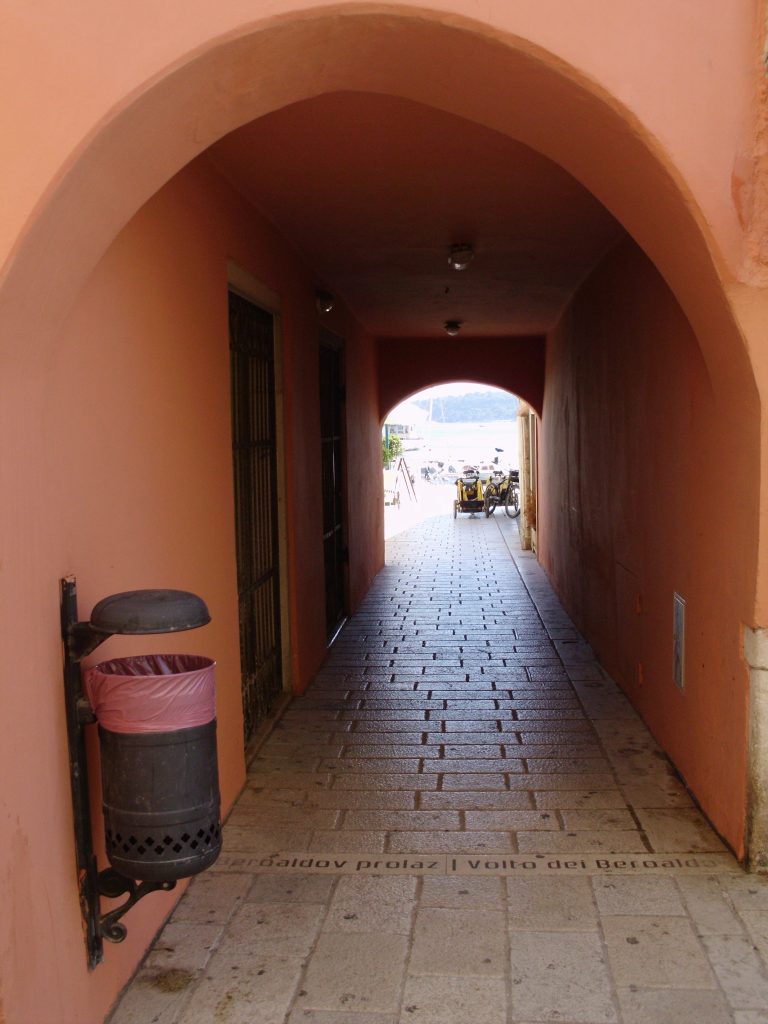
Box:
227, 261, 292, 704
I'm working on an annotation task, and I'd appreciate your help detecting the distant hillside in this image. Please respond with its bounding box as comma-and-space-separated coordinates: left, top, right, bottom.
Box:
414, 391, 519, 423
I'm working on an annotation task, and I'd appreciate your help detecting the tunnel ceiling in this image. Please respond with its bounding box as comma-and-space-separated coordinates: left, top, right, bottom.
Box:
209, 92, 625, 337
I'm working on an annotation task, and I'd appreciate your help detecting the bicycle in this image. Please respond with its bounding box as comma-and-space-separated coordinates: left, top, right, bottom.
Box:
483, 469, 520, 518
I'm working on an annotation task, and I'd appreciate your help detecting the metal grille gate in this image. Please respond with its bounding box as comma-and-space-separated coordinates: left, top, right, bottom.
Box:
319, 337, 347, 641
228, 290, 282, 745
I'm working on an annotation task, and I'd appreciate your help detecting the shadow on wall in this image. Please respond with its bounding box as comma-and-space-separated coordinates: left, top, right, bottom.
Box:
539, 235, 755, 858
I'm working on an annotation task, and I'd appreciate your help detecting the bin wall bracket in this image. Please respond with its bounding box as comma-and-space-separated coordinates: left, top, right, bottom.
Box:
97, 869, 176, 944
60, 576, 175, 969
61, 575, 105, 969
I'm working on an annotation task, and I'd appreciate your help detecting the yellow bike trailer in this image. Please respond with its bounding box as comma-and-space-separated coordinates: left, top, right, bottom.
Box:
453, 468, 485, 517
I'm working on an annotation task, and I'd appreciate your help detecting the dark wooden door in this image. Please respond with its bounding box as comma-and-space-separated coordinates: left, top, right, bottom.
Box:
319, 336, 347, 641
228, 290, 282, 745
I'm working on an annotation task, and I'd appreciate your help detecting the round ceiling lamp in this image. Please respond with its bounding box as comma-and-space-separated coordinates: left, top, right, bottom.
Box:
315, 289, 335, 314
448, 244, 474, 271
444, 320, 462, 336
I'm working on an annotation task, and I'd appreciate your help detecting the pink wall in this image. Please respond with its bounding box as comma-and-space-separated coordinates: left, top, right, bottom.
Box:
0, 5, 766, 1023
0, 1, 760, 285
378, 336, 545, 419
0, 156, 381, 1024
539, 237, 758, 855
2, 6, 760, 477
346, 332, 386, 608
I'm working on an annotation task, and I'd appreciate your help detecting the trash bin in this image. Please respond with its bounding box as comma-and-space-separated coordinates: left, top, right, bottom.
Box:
85, 654, 221, 882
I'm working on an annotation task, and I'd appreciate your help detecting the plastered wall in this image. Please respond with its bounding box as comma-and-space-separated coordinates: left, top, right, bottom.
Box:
0, 156, 381, 1024
377, 336, 545, 420
1, 6, 766, 1022
538, 237, 757, 855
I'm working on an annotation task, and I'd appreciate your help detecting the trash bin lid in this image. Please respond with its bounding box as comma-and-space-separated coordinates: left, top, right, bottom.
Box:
90, 590, 210, 636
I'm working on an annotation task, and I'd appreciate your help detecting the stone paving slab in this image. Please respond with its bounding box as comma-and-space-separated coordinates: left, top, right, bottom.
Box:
109, 513, 768, 1024
508, 930, 618, 1022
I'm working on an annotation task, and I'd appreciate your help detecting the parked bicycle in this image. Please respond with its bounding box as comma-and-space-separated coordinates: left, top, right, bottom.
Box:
483, 469, 521, 518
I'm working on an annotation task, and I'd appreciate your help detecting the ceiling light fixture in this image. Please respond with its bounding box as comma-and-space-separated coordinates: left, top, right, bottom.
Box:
444, 320, 462, 337
315, 289, 334, 314
448, 244, 474, 271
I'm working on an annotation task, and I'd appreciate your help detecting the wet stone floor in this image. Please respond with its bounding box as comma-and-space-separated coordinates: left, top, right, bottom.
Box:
110, 513, 768, 1024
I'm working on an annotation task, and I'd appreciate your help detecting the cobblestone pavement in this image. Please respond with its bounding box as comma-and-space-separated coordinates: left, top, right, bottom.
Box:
110, 513, 768, 1024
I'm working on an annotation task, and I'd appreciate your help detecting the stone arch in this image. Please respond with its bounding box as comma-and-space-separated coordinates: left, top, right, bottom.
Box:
0, 2, 761, 847
0, 6, 759, 820
2, 14, 767, 1024
0, 4, 757, 413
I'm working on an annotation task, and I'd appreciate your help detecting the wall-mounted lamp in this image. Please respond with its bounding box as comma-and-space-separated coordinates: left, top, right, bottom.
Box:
444, 320, 462, 337
315, 290, 335, 314
448, 244, 474, 271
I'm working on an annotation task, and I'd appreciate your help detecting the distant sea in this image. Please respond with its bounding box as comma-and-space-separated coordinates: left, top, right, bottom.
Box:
401, 419, 519, 472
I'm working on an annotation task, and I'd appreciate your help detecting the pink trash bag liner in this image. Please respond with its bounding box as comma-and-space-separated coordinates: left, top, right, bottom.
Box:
85, 654, 216, 733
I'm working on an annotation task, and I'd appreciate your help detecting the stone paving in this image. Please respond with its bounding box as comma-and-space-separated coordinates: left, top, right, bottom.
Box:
110, 512, 768, 1024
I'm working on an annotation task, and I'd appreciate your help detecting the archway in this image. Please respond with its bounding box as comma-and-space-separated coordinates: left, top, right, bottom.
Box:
0, 3, 759, 861
0, 9, 757, 397
2, 10, 758, 635
382, 381, 529, 539
0, 9, 765, 1023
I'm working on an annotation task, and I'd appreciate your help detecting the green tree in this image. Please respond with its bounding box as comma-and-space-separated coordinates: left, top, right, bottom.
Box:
382, 432, 403, 468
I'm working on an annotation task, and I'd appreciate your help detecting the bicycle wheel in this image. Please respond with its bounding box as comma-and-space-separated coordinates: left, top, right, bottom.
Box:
505, 484, 521, 518
483, 493, 496, 517
453, 500, 458, 519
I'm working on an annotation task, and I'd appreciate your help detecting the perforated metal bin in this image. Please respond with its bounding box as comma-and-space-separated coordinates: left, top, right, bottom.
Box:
87, 653, 221, 882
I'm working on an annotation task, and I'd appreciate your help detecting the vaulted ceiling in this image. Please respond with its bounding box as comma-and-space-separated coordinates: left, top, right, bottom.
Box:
209, 91, 625, 337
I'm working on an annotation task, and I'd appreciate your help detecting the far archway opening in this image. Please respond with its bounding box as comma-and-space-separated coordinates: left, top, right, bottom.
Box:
382, 382, 533, 546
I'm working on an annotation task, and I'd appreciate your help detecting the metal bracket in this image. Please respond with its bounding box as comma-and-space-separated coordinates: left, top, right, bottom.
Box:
97, 869, 176, 944
61, 576, 104, 967
67, 619, 111, 662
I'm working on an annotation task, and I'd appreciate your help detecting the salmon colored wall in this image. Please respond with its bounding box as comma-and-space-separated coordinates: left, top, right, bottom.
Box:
378, 336, 545, 419
0, 5, 766, 1023
1, 5, 762, 643
1, 6, 761, 456
346, 331, 386, 608
0, 156, 380, 1024
0, 1, 760, 286
538, 237, 757, 855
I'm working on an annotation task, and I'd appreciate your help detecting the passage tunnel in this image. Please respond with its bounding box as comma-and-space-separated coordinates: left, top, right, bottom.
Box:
2, 9, 766, 1022
207, 89, 755, 857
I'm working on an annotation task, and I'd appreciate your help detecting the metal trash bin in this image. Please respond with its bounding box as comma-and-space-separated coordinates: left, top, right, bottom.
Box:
85, 654, 221, 882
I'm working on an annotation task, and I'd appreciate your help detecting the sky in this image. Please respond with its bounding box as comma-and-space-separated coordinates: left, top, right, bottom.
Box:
387, 382, 511, 424
416, 381, 497, 397
385, 382, 520, 467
